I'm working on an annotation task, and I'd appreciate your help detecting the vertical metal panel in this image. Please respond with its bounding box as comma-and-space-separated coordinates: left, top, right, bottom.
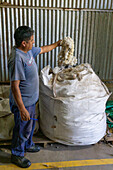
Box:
43, 0, 47, 67
92, 12, 98, 69
0, 0, 113, 81
67, 11, 71, 37
85, 12, 91, 63
19, 0, 23, 25
84, 0, 89, 8
15, 0, 19, 28
107, 13, 113, 78
23, 0, 27, 25
10, 0, 15, 46
55, 1, 60, 66
72, 0, 76, 8
0, 7, 4, 81
6, 5, 11, 54
71, 11, 76, 40
78, 11, 84, 64
6, 0, 11, 69
39, 8, 44, 71
3, 7, 8, 80
81, 11, 87, 63
89, 12, 95, 64
99, 12, 108, 78
0, 0, 113, 9
51, 9, 55, 68
104, 13, 112, 79
35, 0, 40, 71
46, 0, 52, 69
75, 11, 80, 63
32, 0, 35, 42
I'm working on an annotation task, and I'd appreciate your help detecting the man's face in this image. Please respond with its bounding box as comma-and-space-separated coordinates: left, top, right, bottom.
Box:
25, 35, 35, 51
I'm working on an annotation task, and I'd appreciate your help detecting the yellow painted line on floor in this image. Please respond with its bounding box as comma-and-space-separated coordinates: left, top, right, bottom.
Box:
0, 158, 113, 169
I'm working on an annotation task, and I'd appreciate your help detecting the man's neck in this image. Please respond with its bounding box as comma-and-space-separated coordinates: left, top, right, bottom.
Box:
17, 46, 28, 53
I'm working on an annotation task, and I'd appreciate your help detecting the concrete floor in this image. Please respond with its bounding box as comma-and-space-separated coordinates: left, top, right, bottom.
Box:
0, 141, 113, 169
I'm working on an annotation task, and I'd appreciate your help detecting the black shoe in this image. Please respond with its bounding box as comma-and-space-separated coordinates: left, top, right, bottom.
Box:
11, 154, 31, 168
26, 145, 40, 152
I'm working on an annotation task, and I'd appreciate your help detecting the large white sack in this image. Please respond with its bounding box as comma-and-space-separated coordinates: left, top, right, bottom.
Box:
39, 63, 111, 145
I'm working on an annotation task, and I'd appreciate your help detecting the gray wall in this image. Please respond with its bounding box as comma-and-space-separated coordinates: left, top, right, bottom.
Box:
0, 0, 113, 81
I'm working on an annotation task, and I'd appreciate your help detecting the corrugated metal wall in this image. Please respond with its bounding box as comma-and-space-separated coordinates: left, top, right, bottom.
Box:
0, 0, 113, 81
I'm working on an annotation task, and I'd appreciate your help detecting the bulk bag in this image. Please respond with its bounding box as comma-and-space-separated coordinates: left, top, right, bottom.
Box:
39, 64, 110, 145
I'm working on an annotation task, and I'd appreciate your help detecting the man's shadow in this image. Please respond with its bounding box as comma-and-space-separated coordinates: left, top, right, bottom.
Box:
0, 145, 11, 163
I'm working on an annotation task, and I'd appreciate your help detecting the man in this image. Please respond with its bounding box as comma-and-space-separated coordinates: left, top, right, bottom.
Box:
8, 26, 61, 168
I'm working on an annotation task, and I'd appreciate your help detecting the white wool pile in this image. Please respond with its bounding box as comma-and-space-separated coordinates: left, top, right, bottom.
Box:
58, 37, 77, 67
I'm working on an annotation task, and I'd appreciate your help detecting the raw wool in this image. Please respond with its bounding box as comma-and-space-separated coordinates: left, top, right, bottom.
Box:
56, 63, 93, 82
42, 64, 93, 97
58, 37, 77, 67
53, 64, 93, 97
39, 64, 111, 145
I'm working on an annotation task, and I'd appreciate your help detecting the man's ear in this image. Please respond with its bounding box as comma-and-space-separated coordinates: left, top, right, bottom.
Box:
21, 41, 26, 47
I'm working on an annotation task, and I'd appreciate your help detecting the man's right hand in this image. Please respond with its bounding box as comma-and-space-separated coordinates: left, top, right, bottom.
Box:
20, 108, 30, 121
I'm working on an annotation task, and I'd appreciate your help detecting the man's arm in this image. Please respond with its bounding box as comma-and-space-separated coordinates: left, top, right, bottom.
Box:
11, 80, 30, 121
40, 40, 61, 54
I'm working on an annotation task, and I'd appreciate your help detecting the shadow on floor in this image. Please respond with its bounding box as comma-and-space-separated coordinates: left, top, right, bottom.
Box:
0, 145, 11, 164
39, 142, 95, 151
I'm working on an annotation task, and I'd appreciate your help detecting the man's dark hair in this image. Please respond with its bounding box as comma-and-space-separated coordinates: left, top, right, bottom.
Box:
14, 26, 34, 47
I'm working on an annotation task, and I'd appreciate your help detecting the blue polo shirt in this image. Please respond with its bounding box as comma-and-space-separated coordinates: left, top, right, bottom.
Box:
8, 47, 41, 107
